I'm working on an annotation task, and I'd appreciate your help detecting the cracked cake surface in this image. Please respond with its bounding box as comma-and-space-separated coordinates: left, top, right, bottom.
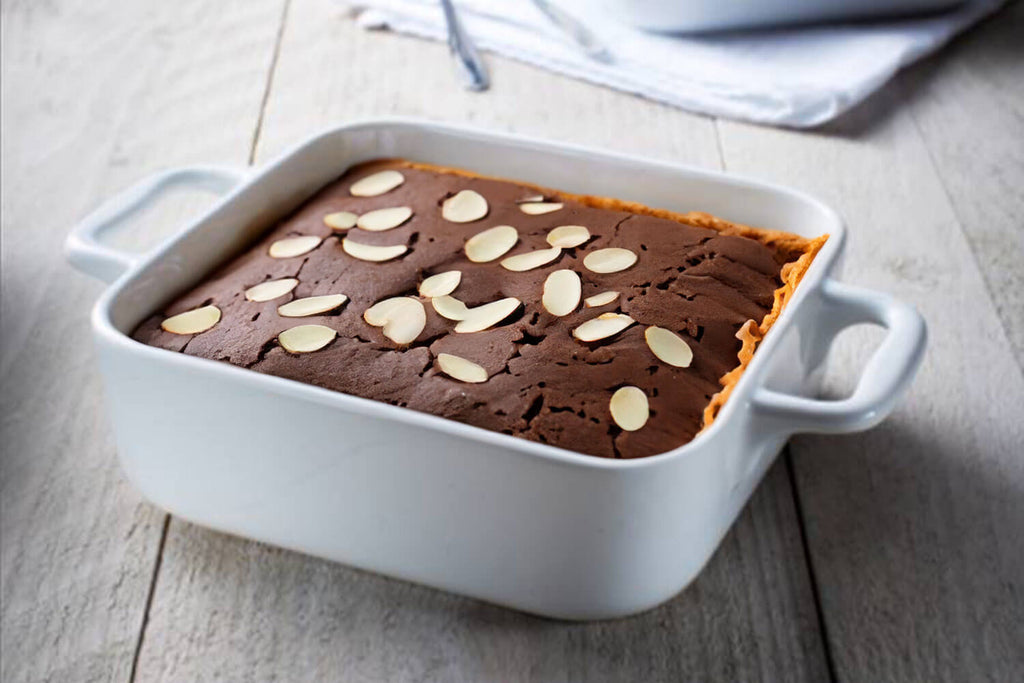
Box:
133, 159, 824, 459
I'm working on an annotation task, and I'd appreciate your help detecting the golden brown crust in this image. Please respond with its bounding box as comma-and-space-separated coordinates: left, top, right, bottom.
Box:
357, 158, 827, 434
700, 233, 826, 429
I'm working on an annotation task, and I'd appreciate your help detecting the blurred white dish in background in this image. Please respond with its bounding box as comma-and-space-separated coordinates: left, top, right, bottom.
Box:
603, 0, 965, 32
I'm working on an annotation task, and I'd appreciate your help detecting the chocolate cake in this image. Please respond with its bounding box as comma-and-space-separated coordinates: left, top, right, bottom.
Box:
134, 160, 825, 458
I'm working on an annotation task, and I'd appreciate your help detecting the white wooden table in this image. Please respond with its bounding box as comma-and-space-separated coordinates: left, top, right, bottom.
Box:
2, 1, 1022, 681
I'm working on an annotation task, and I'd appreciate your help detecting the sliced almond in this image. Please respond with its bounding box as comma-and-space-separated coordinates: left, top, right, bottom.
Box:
500, 246, 562, 272
645, 326, 694, 368
519, 202, 563, 215
323, 211, 357, 231
584, 291, 619, 308
516, 194, 544, 204
431, 295, 470, 321
279, 324, 336, 353
342, 237, 408, 262
610, 386, 649, 432
464, 225, 518, 263
572, 312, 635, 342
436, 353, 488, 384
269, 235, 322, 259
362, 297, 425, 344
277, 294, 348, 318
382, 300, 426, 345
455, 297, 521, 333
583, 247, 637, 274
442, 190, 488, 223
364, 296, 414, 326
542, 270, 581, 317
245, 278, 298, 302
161, 305, 221, 335
546, 225, 590, 248
418, 270, 461, 298
356, 206, 413, 232
350, 170, 404, 197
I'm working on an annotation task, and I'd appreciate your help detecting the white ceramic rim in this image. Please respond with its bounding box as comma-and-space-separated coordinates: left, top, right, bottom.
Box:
82, 118, 847, 471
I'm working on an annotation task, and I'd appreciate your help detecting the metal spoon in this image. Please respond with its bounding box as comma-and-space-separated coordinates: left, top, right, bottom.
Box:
440, 0, 489, 91
529, 0, 614, 64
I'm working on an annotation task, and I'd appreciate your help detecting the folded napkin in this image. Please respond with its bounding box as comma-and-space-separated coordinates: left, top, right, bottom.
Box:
351, 0, 1003, 127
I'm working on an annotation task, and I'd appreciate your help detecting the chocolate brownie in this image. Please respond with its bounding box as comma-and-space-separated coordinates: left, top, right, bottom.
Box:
134, 160, 823, 458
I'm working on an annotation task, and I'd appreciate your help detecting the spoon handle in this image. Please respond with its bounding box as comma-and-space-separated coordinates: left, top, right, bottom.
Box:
530, 0, 614, 64
440, 0, 490, 91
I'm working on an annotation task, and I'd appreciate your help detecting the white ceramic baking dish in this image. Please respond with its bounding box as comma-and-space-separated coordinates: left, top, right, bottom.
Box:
66, 119, 925, 620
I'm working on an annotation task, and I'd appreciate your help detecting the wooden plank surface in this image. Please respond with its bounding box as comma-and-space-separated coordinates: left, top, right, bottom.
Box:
132, 2, 831, 681
717, 44, 1024, 681
900, 2, 1024, 362
0, 1, 285, 680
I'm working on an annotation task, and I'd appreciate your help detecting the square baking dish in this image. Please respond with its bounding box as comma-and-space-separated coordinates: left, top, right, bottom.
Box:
66, 119, 926, 619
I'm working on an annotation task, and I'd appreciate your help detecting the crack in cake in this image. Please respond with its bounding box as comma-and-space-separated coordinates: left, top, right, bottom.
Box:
134, 159, 826, 458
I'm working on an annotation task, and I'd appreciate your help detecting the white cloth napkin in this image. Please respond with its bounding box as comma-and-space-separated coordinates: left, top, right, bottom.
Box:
351, 0, 1003, 127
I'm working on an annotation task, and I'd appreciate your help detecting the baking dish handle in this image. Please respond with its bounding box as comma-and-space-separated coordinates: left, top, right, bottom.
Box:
65, 165, 250, 283
752, 279, 926, 435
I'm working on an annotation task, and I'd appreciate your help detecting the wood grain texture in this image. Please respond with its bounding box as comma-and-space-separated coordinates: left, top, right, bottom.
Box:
132, 2, 830, 681
717, 63, 1024, 681
900, 2, 1024, 362
136, 462, 828, 683
0, 1, 284, 680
